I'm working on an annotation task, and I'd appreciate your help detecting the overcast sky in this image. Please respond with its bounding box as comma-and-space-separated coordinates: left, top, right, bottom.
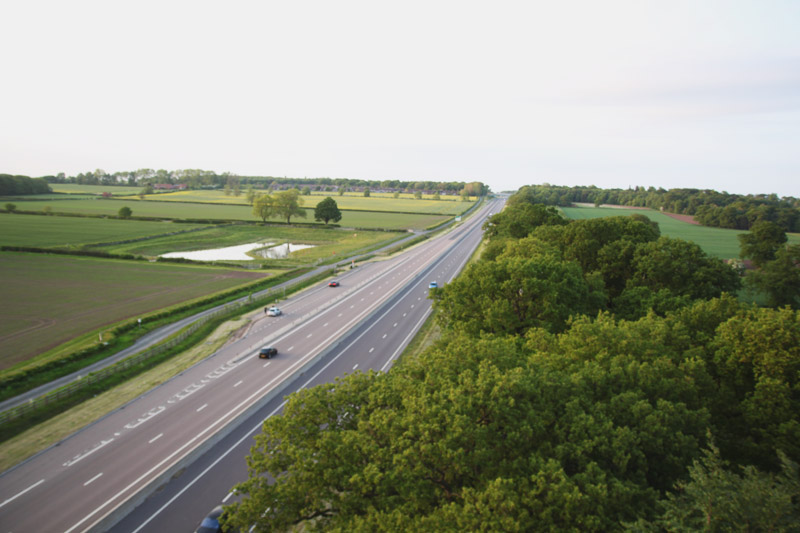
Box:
2, 1, 798, 196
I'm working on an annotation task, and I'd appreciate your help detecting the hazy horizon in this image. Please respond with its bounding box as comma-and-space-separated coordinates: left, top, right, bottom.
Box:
2, 1, 798, 198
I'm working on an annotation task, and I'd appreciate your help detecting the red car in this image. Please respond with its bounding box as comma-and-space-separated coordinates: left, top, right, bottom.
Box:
328, 281, 340, 287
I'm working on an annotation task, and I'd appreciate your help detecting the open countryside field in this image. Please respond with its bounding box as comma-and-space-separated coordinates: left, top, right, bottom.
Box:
0, 213, 208, 248
125, 189, 474, 215
0, 252, 271, 370
12, 199, 448, 230
101, 224, 406, 264
561, 206, 800, 258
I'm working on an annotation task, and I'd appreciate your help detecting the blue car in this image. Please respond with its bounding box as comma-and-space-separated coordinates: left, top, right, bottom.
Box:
428, 281, 438, 289
196, 506, 223, 533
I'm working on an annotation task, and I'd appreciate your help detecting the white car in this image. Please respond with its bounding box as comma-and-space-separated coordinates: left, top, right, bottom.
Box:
266, 307, 282, 317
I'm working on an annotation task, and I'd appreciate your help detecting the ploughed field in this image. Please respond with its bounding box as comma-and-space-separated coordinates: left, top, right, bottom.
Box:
0, 252, 269, 370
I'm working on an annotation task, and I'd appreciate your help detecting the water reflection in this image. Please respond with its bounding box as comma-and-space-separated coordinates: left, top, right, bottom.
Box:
160, 241, 315, 261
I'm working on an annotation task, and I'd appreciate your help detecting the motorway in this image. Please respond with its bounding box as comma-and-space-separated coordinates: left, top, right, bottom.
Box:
0, 198, 503, 533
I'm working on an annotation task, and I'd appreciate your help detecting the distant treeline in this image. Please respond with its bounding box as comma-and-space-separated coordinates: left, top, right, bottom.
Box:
0, 174, 52, 196
514, 184, 800, 232
36, 168, 488, 196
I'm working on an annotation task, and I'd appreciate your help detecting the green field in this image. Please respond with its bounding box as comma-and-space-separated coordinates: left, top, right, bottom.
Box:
0, 252, 271, 370
11, 199, 448, 230
123, 189, 473, 215
561, 206, 800, 258
0, 213, 207, 248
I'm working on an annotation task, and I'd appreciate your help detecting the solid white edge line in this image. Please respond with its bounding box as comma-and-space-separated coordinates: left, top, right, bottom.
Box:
0, 479, 45, 509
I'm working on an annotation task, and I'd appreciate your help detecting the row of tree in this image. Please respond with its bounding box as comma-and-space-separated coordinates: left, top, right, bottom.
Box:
251, 191, 343, 225
510, 184, 800, 232
39, 169, 488, 197
223, 190, 799, 531
0, 174, 52, 196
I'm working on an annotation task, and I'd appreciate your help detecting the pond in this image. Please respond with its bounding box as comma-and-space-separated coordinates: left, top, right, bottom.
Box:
160, 242, 315, 261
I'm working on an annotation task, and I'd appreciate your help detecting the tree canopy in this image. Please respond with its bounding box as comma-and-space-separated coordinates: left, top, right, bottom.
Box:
224, 186, 799, 532
273, 189, 307, 224
314, 197, 342, 225
252, 193, 275, 223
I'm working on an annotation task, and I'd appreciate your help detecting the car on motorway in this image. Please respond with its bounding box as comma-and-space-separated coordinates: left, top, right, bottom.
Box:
428, 281, 438, 289
266, 306, 282, 316
258, 346, 278, 359
328, 280, 340, 287
195, 506, 223, 533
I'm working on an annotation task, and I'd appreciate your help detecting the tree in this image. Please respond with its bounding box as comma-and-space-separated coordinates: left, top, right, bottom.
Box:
274, 189, 307, 224
363, 187, 370, 197
626, 236, 741, 301
393, 191, 400, 199
739, 221, 788, 267
252, 193, 275, 222
5, 203, 16, 213
338, 187, 345, 196
314, 197, 342, 225
301, 186, 311, 196
626, 444, 800, 532
433, 192, 441, 200
414, 191, 422, 199
433, 249, 604, 335
746, 245, 800, 308
138, 185, 153, 199
246, 186, 256, 205
118, 206, 132, 218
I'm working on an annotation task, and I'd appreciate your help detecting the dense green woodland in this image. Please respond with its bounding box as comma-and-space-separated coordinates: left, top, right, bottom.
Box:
224, 193, 800, 531
0, 174, 51, 196
511, 184, 800, 232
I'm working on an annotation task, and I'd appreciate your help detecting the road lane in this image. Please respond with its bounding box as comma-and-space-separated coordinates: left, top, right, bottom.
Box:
112, 199, 500, 532
0, 198, 503, 533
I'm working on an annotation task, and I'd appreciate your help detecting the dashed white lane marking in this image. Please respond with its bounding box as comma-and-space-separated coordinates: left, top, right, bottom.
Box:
393, 323, 398, 327
383, 333, 387, 339
197, 404, 208, 412
233, 380, 243, 388
307, 333, 313, 338
288, 346, 294, 351
64, 439, 115, 467
84, 473, 103, 486
0, 479, 45, 510
263, 361, 271, 368
149, 434, 163, 444
369, 347, 374, 353
323, 323, 328, 327
353, 364, 359, 370
223, 491, 234, 503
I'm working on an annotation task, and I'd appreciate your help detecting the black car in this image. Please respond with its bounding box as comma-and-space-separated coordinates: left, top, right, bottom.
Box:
196, 506, 223, 533
258, 346, 278, 359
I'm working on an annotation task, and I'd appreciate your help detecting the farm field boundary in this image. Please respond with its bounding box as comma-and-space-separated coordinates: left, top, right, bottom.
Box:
6, 200, 448, 230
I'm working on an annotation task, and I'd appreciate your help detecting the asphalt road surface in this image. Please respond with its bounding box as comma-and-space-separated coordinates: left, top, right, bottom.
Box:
0, 198, 503, 533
